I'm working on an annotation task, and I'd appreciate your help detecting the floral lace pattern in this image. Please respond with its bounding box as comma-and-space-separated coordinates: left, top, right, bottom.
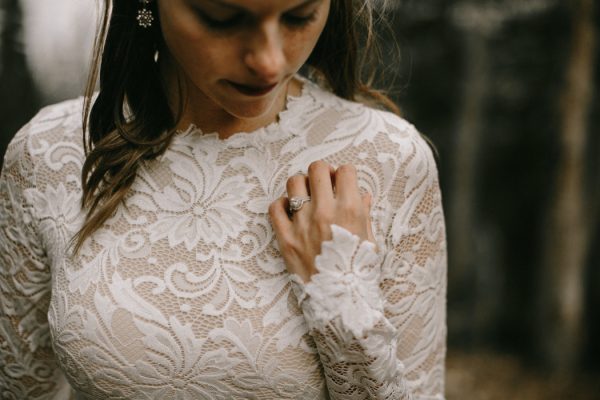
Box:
0, 78, 447, 399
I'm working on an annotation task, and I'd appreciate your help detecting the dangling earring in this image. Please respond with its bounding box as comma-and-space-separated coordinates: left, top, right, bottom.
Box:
137, 0, 154, 28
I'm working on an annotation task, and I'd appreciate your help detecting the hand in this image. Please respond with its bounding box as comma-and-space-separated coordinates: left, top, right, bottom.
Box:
269, 160, 376, 283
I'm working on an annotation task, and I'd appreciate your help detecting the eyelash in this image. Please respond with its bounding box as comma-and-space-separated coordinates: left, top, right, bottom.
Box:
197, 11, 318, 30
283, 12, 318, 27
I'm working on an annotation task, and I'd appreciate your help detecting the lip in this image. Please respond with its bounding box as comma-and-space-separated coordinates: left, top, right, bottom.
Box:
227, 81, 278, 97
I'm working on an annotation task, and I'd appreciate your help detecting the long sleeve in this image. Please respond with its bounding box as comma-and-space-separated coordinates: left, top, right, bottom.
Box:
0, 129, 73, 399
289, 135, 447, 399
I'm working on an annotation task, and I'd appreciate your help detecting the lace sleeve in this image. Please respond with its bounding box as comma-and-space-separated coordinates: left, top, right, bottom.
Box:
0, 131, 73, 399
289, 134, 447, 399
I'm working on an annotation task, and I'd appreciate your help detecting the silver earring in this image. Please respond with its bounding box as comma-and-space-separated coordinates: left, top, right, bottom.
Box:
137, 0, 154, 28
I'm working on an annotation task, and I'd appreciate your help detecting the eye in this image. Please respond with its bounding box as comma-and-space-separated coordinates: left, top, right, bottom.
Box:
283, 11, 318, 27
196, 10, 246, 30
194, 9, 318, 31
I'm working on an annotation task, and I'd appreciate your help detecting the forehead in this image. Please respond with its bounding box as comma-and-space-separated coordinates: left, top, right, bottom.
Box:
201, 0, 319, 12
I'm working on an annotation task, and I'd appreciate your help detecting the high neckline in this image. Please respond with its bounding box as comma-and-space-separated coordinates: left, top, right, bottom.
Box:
173, 75, 316, 149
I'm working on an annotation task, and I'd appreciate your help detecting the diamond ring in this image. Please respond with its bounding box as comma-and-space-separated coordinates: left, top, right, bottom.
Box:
288, 196, 311, 213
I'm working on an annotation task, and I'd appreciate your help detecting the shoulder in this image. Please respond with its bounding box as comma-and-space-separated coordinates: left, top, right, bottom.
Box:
303, 79, 437, 170
3, 97, 85, 172
2, 97, 86, 194
7, 96, 84, 150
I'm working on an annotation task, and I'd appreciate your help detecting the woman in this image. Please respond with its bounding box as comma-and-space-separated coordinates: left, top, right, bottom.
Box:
0, 0, 447, 398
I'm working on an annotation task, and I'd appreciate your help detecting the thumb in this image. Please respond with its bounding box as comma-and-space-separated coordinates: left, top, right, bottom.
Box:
362, 193, 377, 251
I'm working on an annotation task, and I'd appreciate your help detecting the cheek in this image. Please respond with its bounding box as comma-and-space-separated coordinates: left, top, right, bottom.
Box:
286, 6, 331, 64
285, 24, 329, 67
159, 5, 198, 51
159, 6, 235, 78
173, 39, 232, 77
284, 35, 315, 66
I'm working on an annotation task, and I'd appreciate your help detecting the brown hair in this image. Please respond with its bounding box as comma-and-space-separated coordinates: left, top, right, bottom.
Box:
72, 0, 400, 253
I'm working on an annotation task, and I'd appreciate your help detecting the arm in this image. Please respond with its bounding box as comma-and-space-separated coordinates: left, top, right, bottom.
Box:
0, 134, 74, 399
270, 136, 446, 399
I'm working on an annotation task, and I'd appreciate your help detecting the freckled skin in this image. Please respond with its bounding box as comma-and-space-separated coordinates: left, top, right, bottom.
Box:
156, 0, 331, 138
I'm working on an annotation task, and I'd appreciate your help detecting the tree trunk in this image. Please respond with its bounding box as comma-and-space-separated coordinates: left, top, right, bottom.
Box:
448, 19, 494, 344
538, 0, 596, 372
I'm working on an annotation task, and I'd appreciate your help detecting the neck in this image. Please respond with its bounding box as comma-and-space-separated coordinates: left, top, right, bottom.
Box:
177, 89, 289, 140
161, 56, 300, 140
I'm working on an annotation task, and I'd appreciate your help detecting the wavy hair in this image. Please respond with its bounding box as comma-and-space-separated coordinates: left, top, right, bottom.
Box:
72, 0, 400, 253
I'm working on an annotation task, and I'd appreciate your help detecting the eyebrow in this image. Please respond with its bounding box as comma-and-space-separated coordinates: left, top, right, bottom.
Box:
203, 0, 322, 12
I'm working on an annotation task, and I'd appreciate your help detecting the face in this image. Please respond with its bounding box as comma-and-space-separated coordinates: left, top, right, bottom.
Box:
157, 0, 331, 124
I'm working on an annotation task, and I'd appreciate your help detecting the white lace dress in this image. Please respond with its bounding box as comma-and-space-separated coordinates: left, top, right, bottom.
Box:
0, 79, 447, 399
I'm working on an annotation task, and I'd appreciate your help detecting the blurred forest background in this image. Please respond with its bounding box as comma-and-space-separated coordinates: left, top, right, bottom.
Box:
0, 0, 598, 398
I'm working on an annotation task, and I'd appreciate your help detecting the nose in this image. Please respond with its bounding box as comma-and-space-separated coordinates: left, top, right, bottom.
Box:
244, 23, 286, 82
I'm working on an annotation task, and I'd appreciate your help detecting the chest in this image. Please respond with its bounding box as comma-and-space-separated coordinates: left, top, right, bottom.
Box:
44, 155, 326, 397
43, 134, 383, 397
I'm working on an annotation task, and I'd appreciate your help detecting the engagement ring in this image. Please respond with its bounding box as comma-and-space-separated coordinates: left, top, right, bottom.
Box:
288, 196, 311, 213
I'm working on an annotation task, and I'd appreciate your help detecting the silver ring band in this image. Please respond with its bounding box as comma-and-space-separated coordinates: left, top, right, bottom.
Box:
289, 196, 311, 213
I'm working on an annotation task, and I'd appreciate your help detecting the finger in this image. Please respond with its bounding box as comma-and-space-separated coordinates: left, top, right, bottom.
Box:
307, 161, 335, 205
361, 191, 372, 212
362, 193, 377, 249
269, 197, 293, 237
286, 174, 310, 197
286, 174, 312, 219
335, 164, 360, 202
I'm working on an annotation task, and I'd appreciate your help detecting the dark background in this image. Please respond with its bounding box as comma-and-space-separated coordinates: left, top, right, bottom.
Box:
1, 0, 598, 398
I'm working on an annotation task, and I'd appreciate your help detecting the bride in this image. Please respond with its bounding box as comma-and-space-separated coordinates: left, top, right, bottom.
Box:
0, 0, 447, 398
